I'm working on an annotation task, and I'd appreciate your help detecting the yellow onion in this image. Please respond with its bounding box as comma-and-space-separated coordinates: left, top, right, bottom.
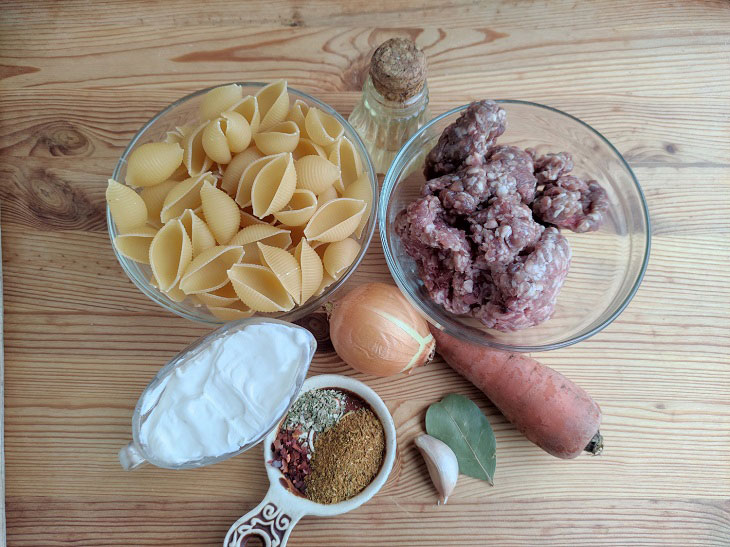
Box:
329, 282, 435, 377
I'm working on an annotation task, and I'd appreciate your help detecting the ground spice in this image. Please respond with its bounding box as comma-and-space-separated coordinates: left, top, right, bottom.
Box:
304, 408, 385, 504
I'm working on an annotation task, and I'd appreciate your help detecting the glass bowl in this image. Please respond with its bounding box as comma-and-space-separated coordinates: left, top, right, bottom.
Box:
108, 83, 378, 324
380, 101, 650, 352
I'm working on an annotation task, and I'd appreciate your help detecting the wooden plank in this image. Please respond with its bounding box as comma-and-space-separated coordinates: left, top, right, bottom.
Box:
0, 210, 6, 546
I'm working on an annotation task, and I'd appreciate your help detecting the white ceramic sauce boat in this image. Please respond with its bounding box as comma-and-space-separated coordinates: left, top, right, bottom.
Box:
224, 374, 397, 547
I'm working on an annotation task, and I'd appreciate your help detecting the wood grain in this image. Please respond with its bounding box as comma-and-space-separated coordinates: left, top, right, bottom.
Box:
2, 1, 730, 545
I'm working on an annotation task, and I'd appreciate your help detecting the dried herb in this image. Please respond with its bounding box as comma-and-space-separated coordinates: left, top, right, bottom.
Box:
282, 388, 345, 436
426, 393, 497, 485
305, 409, 385, 504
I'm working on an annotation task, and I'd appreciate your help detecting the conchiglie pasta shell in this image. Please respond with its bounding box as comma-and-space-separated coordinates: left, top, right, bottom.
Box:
230, 224, 292, 264
342, 173, 373, 238
323, 237, 361, 279
160, 172, 214, 223
200, 84, 243, 120
194, 283, 239, 308
107, 179, 148, 233
257, 242, 302, 304
235, 154, 279, 209
303, 198, 366, 243
294, 155, 339, 195
317, 185, 339, 206
294, 239, 323, 304
292, 138, 326, 160
149, 218, 193, 292
250, 152, 297, 217
168, 163, 191, 182
228, 263, 294, 312
253, 120, 300, 156
221, 147, 264, 195
165, 284, 187, 302
208, 301, 255, 320
179, 209, 216, 256
202, 117, 234, 165
113, 225, 157, 264
125, 142, 184, 188
183, 121, 214, 176
200, 181, 241, 244
228, 95, 260, 135
329, 136, 364, 194
316, 273, 336, 296
240, 209, 269, 228
255, 80, 289, 132
287, 99, 310, 138
164, 127, 185, 144
272, 189, 317, 227
179, 245, 245, 294
305, 107, 344, 148
141, 179, 178, 227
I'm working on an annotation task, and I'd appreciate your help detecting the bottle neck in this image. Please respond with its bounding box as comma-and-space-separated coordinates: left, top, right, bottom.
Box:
361, 76, 429, 119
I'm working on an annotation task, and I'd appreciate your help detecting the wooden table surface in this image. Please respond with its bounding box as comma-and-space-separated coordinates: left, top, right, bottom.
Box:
2, 1, 730, 545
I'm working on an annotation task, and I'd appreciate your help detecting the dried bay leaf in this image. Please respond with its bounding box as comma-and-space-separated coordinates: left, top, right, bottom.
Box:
425, 393, 496, 485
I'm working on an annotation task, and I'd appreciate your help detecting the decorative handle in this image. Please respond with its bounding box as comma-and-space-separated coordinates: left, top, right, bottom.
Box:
224, 487, 303, 547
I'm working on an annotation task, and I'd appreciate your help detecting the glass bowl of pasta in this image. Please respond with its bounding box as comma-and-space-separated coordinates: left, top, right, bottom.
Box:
107, 81, 378, 324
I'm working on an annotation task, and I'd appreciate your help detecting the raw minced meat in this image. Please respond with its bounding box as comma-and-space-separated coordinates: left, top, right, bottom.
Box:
528, 150, 574, 184
532, 175, 609, 233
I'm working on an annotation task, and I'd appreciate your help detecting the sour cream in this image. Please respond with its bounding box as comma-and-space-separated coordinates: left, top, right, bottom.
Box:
138, 322, 313, 466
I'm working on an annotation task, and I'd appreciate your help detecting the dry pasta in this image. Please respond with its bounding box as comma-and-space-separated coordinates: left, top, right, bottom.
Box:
229, 224, 291, 264
113, 226, 157, 264
240, 209, 270, 228
328, 136, 364, 194
250, 152, 297, 218
287, 99, 310, 138
221, 147, 263, 195
272, 189, 317, 226
200, 181, 240, 244
107, 179, 148, 233
294, 238, 323, 304
149, 218, 193, 292
202, 111, 252, 164
179, 209, 216, 256
294, 155, 339, 194
228, 95, 260, 135
228, 263, 294, 312
234, 154, 276, 208
253, 120, 300, 155
179, 245, 244, 294
200, 84, 243, 120
303, 198, 366, 243
125, 142, 184, 188
316, 273, 336, 296
292, 138, 326, 160
305, 107, 344, 148
140, 179, 178, 229
322, 237, 361, 280
342, 173, 372, 238
317, 185, 339, 206
257, 242, 302, 304
183, 121, 213, 176
255, 80, 289, 132
207, 301, 255, 320
194, 283, 239, 308
160, 172, 214, 223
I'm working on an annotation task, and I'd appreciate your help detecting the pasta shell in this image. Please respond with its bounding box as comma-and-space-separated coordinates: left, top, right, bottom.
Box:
292, 138, 326, 160
149, 218, 193, 292
106, 179, 148, 233
200, 84, 243, 120
255, 80, 289, 132
253, 120, 300, 156
240, 209, 269, 228
194, 283, 239, 308
167, 162, 191, 182
287, 99, 310, 138
179, 245, 245, 294
221, 147, 264, 195
160, 172, 214, 223
164, 127, 185, 144
329, 136, 364, 194
285, 224, 307, 248
202, 118, 232, 165
316, 273, 336, 296
141, 179, 178, 228
228, 95, 260, 135
323, 237, 361, 280
205, 111, 252, 165
303, 198, 366, 243
234, 154, 277, 209
229, 224, 292, 264
183, 121, 214, 176
179, 209, 216, 256
200, 181, 241, 245
207, 301, 255, 320
273, 189, 317, 227
294, 155, 339, 195
342, 173, 373, 238
294, 239, 323, 304
125, 142, 184, 188
113, 225, 157, 264
251, 152, 297, 217
317, 185, 339, 206
165, 284, 187, 302
228, 263, 294, 312
257, 242, 302, 304
305, 107, 344, 148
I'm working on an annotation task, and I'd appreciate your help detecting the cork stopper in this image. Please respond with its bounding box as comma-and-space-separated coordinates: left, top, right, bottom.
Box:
369, 38, 427, 102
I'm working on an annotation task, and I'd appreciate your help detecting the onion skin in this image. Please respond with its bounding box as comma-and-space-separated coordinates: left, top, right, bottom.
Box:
329, 283, 435, 377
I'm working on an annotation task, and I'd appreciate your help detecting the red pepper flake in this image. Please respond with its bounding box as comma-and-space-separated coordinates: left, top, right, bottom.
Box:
271, 428, 310, 495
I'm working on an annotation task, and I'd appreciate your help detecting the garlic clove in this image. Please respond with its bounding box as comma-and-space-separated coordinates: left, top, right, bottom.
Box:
415, 433, 459, 505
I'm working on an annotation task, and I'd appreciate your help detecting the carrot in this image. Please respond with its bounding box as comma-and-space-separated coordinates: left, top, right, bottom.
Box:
429, 325, 602, 459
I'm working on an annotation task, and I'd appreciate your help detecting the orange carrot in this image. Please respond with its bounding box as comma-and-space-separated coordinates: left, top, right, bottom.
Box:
430, 325, 602, 459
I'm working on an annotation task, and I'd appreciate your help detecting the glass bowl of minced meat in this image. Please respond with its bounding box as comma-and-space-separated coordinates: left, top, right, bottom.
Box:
380, 100, 650, 352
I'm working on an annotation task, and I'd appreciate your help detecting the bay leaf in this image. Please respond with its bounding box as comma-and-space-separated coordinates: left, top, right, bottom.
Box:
425, 393, 496, 485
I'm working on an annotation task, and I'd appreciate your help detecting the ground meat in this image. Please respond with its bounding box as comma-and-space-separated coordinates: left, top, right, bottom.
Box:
424, 100, 506, 178
484, 145, 538, 203
468, 196, 545, 265
475, 227, 571, 331
528, 150, 574, 184
532, 175, 608, 233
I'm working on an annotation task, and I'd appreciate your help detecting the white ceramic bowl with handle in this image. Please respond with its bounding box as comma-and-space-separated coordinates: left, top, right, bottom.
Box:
224, 374, 397, 547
